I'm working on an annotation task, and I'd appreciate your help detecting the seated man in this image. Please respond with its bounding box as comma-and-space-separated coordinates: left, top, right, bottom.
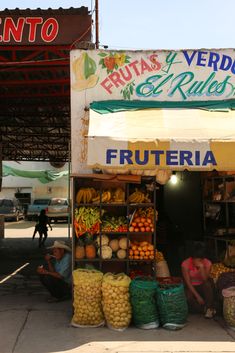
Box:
37, 240, 72, 302
181, 245, 216, 319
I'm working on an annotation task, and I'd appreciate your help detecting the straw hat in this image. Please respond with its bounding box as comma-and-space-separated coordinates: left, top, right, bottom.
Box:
47, 240, 71, 252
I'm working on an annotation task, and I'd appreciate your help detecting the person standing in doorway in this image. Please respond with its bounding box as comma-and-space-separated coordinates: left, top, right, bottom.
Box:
37, 209, 52, 247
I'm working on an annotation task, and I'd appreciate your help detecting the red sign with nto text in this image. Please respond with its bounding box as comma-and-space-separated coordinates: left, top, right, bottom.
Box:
0, 14, 91, 45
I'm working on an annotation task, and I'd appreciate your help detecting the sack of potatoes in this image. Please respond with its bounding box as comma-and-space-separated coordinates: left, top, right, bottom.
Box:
72, 269, 104, 327
102, 273, 132, 331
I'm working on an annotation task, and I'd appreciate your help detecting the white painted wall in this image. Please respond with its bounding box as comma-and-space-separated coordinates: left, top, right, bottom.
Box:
1, 161, 69, 200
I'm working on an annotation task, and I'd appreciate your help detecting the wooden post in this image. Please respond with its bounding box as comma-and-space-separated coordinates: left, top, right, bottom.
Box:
95, 0, 99, 49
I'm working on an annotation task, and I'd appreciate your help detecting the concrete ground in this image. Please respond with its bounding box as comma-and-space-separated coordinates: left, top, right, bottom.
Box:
1, 222, 235, 353
1, 280, 235, 353
3, 219, 71, 239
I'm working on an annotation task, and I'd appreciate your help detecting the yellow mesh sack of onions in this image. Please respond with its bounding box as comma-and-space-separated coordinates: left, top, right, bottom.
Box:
102, 272, 132, 331
71, 269, 104, 327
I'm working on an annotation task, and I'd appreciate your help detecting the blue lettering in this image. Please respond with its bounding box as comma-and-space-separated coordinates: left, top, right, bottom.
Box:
220, 55, 232, 71
180, 151, 193, 166
120, 150, 133, 165
166, 150, 178, 165
135, 150, 149, 165
195, 151, 201, 165
208, 52, 220, 71
150, 150, 164, 165
231, 61, 235, 75
202, 151, 217, 166
197, 51, 208, 67
182, 50, 197, 66
106, 149, 117, 164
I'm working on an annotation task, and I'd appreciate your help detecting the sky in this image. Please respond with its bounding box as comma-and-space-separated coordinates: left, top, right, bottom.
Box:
0, 0, 234, 50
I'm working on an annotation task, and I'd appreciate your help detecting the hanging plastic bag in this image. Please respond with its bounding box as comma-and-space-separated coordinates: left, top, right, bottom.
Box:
130, 277, 159, 329
156, 260, 170, 278
71, 269, 104, 328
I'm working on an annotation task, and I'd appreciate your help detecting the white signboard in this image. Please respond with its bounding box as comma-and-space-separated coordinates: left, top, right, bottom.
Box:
70, 49, 235, 173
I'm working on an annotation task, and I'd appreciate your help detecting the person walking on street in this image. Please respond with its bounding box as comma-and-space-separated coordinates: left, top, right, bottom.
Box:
37, 209, 52, 247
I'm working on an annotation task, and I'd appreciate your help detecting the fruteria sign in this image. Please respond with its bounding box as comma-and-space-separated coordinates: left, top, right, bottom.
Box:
0, 13, 91, 45
71, 49, 235, 101
70, 49, 235, 173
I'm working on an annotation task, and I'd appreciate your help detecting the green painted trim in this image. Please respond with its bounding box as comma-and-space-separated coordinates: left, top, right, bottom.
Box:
90, 99, 235, 114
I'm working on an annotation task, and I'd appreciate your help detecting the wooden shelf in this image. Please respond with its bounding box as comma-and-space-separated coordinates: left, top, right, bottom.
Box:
75, 202, 154, 207
203, 174, 235, 261
72, 175, 158, 276
204, 200, 235, 203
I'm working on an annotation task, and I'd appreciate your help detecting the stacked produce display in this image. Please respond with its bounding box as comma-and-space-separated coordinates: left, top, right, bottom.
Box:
73, 177, 162, 275
71, 176, 189, 331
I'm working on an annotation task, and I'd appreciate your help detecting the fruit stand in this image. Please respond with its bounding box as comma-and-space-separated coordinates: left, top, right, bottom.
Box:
71, 173, 165, 278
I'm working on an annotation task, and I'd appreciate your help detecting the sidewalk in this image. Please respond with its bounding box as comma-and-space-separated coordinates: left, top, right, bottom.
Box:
1, 238, 235, 353
1, 273, 235, 353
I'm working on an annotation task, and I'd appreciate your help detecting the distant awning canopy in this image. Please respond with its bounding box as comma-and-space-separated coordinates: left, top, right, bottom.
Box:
87, 108, 235, 171
3, 165, 68, 184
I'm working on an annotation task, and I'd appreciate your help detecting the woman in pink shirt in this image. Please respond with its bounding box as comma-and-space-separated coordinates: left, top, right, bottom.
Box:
181, 246, 216, 319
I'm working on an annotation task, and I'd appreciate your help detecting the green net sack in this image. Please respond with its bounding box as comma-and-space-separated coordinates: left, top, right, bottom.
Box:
130, 277, 159, 329
157, 283, 188, 330
72, 269, 104, 328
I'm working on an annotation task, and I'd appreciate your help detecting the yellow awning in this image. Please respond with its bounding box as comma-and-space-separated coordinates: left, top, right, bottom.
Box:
87, 108, 235, 171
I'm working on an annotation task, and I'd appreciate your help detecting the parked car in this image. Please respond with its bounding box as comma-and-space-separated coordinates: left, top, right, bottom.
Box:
26, 198, 51, 221
45, 198, 70, 223
0, 198, 24, 221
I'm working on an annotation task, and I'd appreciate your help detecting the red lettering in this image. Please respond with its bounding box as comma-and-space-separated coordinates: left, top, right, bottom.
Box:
119, 66, 132, 82
149, 54, 161, 71
109, 72, 125, 88
101, 78, 113, 94
26, 17, 43, 42
129, 60, 140, 76
140, 58, 153, 74
3, 17, 25, 42
41, 18, 59, 42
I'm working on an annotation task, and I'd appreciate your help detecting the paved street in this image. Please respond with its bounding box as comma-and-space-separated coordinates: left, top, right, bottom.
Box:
1, 282, 235, 353
3, 220, 71, 239
0, 221, 71, 276
0, 222, 235, 352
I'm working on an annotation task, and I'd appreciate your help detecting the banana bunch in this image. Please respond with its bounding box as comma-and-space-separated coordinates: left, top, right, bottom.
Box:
92, 190, 112, 203
76, 188, 97, 204
112, 187, 125, 203
101, 190, 112, 203
128, 189, 147, 203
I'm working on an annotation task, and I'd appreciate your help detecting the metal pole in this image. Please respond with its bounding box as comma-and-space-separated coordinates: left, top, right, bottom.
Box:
95, 0, 99, 49
68, 141, 71, 239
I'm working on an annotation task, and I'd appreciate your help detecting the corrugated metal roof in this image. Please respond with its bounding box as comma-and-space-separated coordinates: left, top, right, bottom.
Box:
0, 6, 90, 15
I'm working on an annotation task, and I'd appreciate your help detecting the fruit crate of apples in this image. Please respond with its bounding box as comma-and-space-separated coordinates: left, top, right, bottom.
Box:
129, 207, 155, 233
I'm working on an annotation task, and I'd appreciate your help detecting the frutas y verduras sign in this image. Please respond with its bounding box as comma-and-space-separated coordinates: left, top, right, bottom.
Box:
70, 49, 235, 173
0, 14, 91, 45
71, 49, 235, 101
